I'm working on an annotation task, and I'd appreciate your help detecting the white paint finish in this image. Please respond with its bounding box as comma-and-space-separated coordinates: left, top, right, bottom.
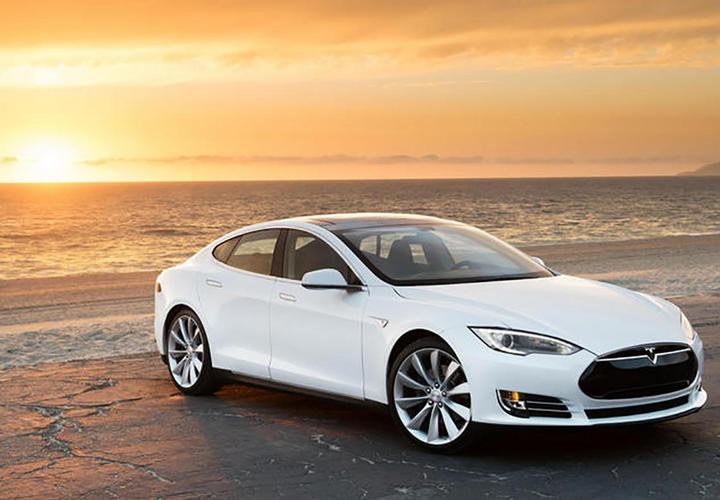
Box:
196, 260, 275, 379
301, 268, 349, 289
394, 275, 685, 355
154, 213, 707, 429
154, 265, 204, 355
359, 285, 454, 404
269, 279, 367, 398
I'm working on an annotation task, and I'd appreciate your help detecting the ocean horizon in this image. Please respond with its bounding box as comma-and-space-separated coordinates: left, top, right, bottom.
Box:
1, 176, 719, 280
0, 172, 717, 185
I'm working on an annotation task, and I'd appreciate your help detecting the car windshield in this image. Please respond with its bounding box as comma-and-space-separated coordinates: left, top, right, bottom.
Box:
335, 223, 553, 285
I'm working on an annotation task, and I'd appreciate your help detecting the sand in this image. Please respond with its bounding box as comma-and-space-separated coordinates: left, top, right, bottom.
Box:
1, 234, 719, 369
0, 272, 155, 368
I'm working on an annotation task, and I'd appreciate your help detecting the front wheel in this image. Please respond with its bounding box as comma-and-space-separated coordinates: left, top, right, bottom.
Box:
166, 309, 221, 395
389, 338, 474, 452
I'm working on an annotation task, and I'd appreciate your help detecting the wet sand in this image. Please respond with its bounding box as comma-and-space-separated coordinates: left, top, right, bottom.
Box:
0, 271, 156, 368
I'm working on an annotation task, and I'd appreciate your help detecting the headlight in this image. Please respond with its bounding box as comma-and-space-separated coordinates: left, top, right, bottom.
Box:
469, 327, 580, 356
680, 312, 696, 341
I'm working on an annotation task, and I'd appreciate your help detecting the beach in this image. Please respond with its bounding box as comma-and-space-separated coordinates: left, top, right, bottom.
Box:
1, 232, 719, 497
1, 233, 719, 369
0, 260, 718, 497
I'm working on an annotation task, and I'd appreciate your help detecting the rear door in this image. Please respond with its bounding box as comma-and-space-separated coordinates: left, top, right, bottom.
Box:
269, 229, 367, 398
198, 229, 281, 379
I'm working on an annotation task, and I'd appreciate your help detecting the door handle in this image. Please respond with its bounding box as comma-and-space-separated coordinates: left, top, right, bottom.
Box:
205, 278, 223, 288
278, 292, 296, 302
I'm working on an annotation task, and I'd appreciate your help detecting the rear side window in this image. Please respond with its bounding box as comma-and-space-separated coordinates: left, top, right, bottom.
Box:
212, 237, 239, 263
225, 229, 281, 275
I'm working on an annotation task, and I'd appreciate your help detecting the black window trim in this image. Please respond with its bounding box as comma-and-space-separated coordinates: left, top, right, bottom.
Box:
271, 229, 287, 278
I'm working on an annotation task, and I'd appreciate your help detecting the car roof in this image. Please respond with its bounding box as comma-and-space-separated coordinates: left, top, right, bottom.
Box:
293, 212, 452, 231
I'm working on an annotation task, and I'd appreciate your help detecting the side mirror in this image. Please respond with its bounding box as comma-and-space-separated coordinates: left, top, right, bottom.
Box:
529, 256, 546, 267
301, 268, 362, 291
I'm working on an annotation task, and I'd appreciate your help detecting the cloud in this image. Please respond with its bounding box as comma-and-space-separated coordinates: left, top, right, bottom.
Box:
1, 1, 719, 87
495, 157, 575, 165
587, 155, 706, 164
76, 154, 487, 166
371, 79, 490, 88
73, 154, 711, 168
3, 1, 719, 48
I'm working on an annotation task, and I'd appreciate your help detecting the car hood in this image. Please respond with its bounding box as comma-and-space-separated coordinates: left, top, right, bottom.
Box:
394, 275, 683, 355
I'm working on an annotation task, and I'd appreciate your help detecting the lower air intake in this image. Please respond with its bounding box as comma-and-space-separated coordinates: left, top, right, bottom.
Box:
585, 395, 689, 419
497, 390, 571, 418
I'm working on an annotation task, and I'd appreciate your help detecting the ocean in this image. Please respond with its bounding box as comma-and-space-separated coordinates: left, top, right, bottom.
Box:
1, 177, 719, 280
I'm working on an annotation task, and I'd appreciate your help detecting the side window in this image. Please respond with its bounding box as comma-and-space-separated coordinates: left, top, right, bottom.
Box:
225, 229, 280, 275
212, 237, 239, 263
283, 230, 358, 284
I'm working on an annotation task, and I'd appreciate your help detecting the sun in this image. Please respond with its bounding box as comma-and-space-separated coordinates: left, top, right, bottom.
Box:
18, 139, 75, 182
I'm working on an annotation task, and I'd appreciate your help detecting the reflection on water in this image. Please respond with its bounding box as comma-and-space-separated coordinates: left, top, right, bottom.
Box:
0, 177, 719, 279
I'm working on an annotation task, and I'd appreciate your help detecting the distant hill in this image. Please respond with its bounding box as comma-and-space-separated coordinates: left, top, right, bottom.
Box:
678, 161, 720, 176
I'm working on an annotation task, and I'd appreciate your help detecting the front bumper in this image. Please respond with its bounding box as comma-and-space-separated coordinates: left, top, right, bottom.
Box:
453, 328, 706, 426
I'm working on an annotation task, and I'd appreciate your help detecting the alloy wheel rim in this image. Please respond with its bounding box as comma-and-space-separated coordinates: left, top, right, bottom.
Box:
167, 315, 205, 388
393, 348, 471, 445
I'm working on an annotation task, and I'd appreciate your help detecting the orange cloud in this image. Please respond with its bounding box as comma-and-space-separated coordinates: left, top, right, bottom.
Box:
1, 1, 719, 87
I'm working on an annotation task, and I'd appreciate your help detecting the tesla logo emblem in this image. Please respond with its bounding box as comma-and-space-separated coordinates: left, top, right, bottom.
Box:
644, 347, 658, 365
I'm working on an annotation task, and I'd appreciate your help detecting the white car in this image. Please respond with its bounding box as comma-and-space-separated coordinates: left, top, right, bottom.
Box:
154, 213, 706, 451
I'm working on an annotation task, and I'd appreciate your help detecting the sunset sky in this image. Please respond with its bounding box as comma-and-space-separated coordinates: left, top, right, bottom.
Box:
1, 0, 719, 181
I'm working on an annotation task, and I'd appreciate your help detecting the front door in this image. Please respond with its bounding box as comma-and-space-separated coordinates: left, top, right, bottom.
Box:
269, 229, 367, 398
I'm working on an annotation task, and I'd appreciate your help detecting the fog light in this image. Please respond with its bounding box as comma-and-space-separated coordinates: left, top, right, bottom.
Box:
498, 390, 528, 417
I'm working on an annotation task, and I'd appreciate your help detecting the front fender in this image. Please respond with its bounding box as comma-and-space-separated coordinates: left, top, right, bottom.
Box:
361, 287, 480, 404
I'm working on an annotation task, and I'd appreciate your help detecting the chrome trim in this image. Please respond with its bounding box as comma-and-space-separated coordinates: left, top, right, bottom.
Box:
525, 399, 568, 405
525, 407, 570, 413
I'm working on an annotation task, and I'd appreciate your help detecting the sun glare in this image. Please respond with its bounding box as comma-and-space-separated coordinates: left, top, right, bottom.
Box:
18, 139, 75, 182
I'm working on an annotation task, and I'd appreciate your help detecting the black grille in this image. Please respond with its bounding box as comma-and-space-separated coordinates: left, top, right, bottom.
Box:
579, 344, 697, 399
585, 395, 689, 419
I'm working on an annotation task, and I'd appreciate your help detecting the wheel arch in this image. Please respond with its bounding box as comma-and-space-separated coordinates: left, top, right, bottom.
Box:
385, 329, 451, 382
163, 303, 198, 352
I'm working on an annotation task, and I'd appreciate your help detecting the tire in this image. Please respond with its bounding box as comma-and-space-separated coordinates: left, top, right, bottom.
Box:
388, 337, 474, 453
165, 308, 221, 395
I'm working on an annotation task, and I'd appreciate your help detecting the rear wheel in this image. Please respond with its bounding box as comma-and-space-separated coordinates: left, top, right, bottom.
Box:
389, 338, 474, 452
166, 309, 221, 395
